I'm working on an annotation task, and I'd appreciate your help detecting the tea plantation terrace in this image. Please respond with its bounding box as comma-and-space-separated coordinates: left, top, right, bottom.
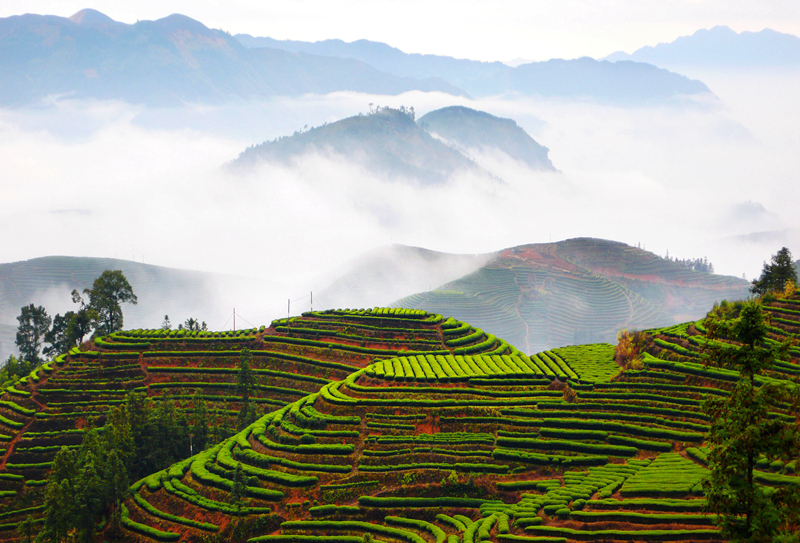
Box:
0, 298, 798, 542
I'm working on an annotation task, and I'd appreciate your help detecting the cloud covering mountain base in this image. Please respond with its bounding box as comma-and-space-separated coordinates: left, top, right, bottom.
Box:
1, 77, 797, 334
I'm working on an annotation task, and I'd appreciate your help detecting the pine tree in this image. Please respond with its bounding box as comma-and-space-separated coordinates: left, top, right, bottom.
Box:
104, 404, 134, 469
104, 449, 129, 536
751, 247, 798, 296
15, 304, 50, 363
236, 349, 258, 430
75, 270, 138, 336
228, 463, 246, 516
39, 478, 74, 543
15, 515, 35, 543
192, 390, 209, 452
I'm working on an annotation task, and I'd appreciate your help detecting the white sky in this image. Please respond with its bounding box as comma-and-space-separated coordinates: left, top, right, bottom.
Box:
2, 0, 800, 62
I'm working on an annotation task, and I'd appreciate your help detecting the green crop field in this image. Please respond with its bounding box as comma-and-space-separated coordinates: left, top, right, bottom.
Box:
0, 288, 797, 543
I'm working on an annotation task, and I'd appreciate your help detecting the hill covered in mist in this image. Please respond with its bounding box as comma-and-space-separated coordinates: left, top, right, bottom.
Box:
229, 107, 488, 184
392, 238, 750, 353
0, 256, 278, 360
229, 106, 556, 183
418, 106, 556, 171
0, 7, 714, 107
318, 244, 495, 310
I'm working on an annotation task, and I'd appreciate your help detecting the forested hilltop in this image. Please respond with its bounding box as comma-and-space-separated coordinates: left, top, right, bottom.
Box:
0, 268, 797, 541
229, 105, 556, 183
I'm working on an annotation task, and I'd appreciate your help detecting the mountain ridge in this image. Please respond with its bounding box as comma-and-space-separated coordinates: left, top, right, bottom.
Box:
418, 105, 556, 171
603, 25, 800, 69
0, 9, 714, 107
236, 33, 713, 103
0, 10, 465, 106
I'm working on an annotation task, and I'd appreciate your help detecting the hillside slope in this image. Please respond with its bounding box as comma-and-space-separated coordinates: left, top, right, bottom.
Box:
1, 291, 799, 541
394, 238, 750, 353
417, 106, 556, 171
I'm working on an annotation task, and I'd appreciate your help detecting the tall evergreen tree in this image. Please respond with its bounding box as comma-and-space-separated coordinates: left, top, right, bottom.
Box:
751, 247, 798, 296
15, 304, 50, 363
39, 448, 76, 543
228, 463, 246, 516
236, 349, 258, 430
192, 390, 209, 452
104, 450, 129, 536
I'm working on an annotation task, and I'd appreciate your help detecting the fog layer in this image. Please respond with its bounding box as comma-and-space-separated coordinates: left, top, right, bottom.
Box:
1, 72, 798, 337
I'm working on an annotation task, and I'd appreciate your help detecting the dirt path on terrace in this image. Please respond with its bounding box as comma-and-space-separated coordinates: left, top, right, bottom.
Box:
0, 383, 47, 471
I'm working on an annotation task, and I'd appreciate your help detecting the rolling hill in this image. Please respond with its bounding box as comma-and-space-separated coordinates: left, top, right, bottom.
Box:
0, 308, 515, 535
0, 8, 719, 108
393, 238, 750, 354
0, 289, 797, 541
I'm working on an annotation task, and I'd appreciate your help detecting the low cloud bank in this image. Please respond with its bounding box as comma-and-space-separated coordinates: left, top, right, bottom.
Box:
1, 76, 798, 339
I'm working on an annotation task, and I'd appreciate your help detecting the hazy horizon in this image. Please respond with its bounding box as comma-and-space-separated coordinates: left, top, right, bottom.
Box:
2, 2, 799, 63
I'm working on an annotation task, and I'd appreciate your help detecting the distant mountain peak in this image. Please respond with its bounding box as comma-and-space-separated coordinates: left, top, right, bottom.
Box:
150, 13, 214, 33
68, 8, 120, 26
603, 25, 800, 69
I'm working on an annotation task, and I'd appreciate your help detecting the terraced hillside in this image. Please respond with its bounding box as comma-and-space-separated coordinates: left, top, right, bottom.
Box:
88, 295, 798, 543
395, 238, 749, 354
1, 292, 797, 542
0, 308, 513, 533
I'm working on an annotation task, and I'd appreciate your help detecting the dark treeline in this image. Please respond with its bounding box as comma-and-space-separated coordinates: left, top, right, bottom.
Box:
32, 389, 236, 542
666, 254, 714, 273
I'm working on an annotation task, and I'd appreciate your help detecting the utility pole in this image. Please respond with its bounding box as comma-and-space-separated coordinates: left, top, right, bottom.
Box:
288, 299, 291, 322
311, 292, 313, 312
233, 308, 236, 331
